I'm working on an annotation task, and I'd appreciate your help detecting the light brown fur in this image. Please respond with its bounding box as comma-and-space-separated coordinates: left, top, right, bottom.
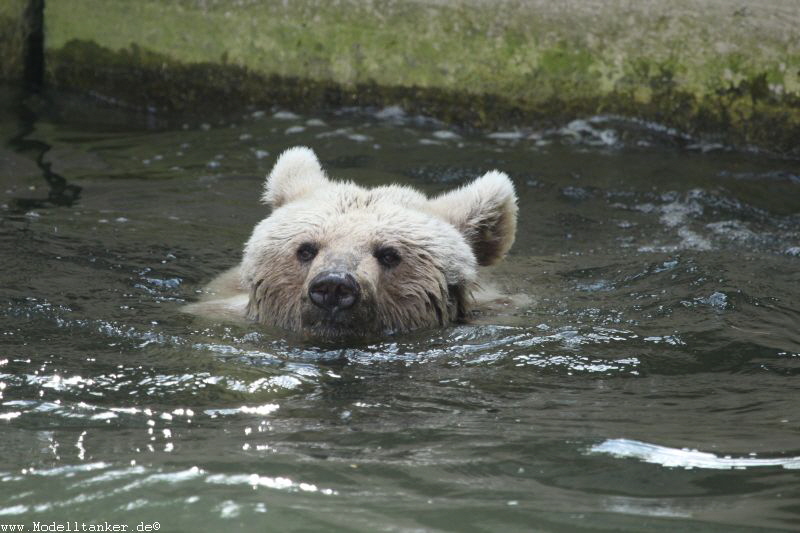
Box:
184, 146, 518, 338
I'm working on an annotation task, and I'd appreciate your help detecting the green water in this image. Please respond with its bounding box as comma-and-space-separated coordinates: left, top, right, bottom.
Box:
1, 87, 799, 532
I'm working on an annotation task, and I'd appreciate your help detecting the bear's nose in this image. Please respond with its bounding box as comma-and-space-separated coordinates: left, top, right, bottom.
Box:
308, 271, 360, 312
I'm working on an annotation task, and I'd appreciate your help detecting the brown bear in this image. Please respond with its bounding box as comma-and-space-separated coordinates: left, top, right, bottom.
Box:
185, 146, 518, 338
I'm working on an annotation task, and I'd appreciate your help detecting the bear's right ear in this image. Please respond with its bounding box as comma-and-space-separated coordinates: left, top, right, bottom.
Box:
262, 146, 329, 208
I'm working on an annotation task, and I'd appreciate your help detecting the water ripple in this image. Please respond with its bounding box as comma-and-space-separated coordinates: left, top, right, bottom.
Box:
591, 438, 800, 470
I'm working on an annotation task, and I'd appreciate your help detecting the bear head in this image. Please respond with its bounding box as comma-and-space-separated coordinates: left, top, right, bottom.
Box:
240, 146, 517, 338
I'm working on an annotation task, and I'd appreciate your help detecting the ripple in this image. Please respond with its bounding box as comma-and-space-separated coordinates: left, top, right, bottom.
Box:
591, 439, 800, 470
206, 473, 336, 495
204, 403, 279, 417
513, 354, 641, 374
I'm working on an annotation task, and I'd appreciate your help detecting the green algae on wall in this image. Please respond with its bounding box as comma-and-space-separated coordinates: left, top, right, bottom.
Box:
0, 0, 33, 81
44, 0, 800, 154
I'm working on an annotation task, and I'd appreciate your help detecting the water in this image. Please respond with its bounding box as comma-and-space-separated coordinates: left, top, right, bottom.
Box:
1, 87, 799, 532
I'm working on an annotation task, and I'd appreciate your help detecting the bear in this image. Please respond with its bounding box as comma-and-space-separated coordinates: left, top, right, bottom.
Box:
184, 146, 518, 338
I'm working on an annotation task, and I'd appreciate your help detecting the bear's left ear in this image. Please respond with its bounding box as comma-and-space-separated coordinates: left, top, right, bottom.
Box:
262, 146, 330, 208
428, 171, 518, 266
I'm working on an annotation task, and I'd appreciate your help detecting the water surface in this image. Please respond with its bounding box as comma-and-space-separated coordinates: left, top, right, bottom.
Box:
1, 89, 799, 532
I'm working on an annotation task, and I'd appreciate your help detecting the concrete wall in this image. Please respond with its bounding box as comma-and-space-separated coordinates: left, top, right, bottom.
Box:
0, 0, 32, 81
12, 0, 800, 153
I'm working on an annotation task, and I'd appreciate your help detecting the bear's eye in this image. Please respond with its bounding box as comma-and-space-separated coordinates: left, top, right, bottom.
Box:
296, 242, 318, 263
374, 246, 401, 268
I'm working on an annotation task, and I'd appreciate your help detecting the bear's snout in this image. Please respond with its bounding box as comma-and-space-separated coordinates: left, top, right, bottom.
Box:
308, 271, 360, 312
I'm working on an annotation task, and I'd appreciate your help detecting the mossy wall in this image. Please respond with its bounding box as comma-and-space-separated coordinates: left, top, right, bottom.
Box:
0, 0, 32, 81
35, 0, 800, 154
